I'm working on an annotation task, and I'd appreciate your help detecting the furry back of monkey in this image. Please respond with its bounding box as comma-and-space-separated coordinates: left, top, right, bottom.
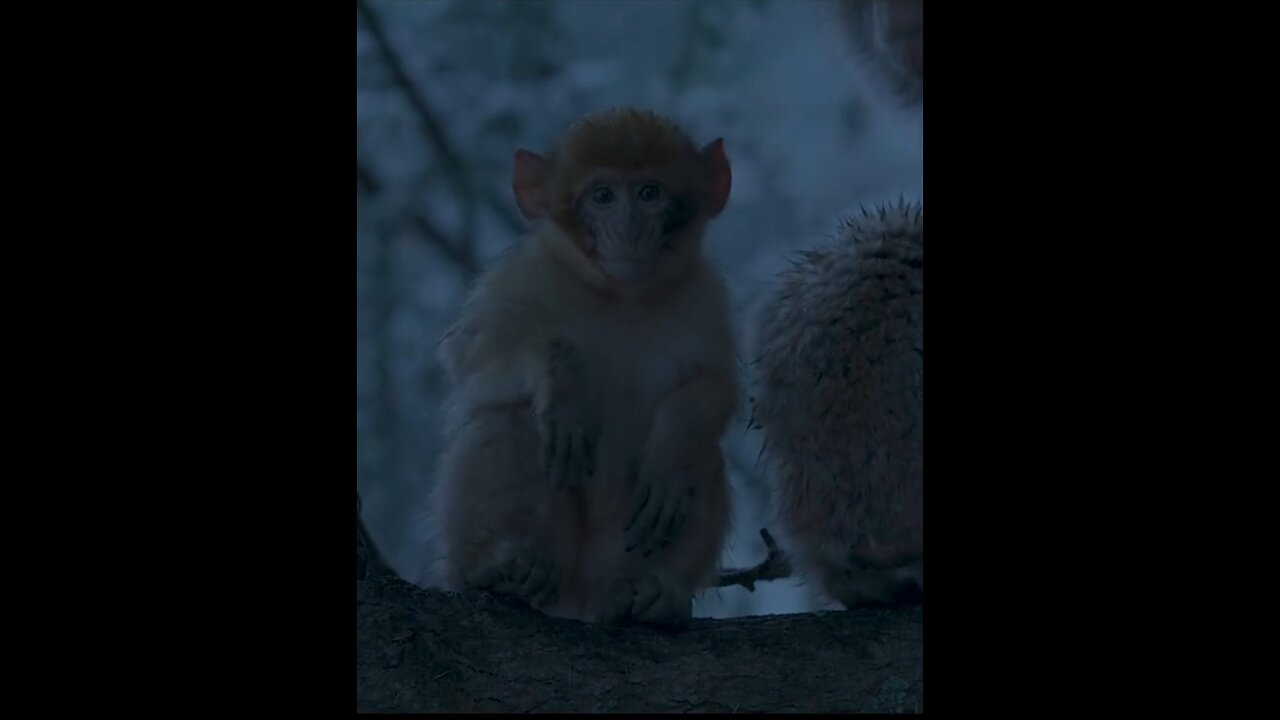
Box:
754, 200, 922, 608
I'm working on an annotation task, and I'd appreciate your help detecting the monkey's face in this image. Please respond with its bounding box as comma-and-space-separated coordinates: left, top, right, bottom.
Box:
512, 110, 732, 291
570, 169, 701, 283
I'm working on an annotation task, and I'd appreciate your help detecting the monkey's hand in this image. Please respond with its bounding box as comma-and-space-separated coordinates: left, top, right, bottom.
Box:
535, 338, 599, 489
624, 461, 696, 558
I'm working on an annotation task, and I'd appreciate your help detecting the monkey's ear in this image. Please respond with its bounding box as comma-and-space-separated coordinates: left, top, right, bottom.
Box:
700, 138, 732, 217
513, 149, 550, 221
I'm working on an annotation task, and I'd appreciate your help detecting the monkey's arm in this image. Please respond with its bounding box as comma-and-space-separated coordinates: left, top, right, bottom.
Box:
442, 308, 598, 488
439, 296, 551, 406
625, 367, 735, 556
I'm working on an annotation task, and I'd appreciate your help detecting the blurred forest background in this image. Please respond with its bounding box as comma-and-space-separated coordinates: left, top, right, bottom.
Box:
356, 0, 922, 618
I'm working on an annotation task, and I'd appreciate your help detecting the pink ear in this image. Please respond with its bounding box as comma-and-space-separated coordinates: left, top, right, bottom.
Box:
513, 149, 550, 221
701, 138, 731, 217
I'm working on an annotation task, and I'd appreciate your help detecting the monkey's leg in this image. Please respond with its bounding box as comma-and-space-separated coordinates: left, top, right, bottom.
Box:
437, 404, 572, 611
624, 370, 735, 557
807, 521, 923, 609
819, 556, 924, 608
592, 451, 731, 627
589, 572, 692, 628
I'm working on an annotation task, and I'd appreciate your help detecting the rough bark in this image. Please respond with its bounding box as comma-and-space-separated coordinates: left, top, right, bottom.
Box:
357, 496, 922, 713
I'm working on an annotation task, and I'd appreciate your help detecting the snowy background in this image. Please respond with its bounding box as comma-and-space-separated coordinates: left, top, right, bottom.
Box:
355, 0, 922, 618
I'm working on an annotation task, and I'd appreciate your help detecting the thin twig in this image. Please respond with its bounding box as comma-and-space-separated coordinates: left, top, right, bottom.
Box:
357, 0, 468, 187
411, 213, 479, 278
357, 160, 382, 195
356, 151, 478, 278
357, 0, 478, 259
717, 528, 793, 592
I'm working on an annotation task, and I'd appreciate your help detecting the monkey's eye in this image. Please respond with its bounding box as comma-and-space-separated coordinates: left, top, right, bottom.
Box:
637, 183, 663, 202
590, 186, 615, 205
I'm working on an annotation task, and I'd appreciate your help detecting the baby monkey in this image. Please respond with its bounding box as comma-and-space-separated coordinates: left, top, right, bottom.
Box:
427, 108, 736, 627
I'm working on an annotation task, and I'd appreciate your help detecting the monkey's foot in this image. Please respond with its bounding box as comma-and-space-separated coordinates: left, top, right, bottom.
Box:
825, 559, 923, 609
537, 339, 599, 489
624, 466, 694, 557
467, 552, 561, 610
589, 572, 692, 628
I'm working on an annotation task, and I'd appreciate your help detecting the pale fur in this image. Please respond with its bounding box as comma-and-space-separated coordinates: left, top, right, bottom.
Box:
427, 225, 736, 623
753, 200, 923, 607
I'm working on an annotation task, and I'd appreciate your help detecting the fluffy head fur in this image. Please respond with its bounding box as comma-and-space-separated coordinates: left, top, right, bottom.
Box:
547, 108, 702, 204
753, 198, 923, 607
513, 107, 731, 299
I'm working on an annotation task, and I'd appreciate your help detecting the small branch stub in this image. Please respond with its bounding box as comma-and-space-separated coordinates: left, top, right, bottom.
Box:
717, 528, 793, 592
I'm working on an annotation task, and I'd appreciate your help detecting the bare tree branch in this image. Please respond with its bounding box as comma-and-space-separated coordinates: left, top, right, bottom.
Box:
410, 213, 479, 278
356, 160, 382, 195
357, 497, 923, 713
357, 0, 479, 251
355, 156, 478, 278
356, 0, 466, 183
717, 528, 794, 592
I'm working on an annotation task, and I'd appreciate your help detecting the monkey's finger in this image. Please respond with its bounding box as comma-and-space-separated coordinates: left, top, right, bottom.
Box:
567, 427, 592, 486
639, 488, 682, 556
581, 430, 597, 478
529, 565, 561, 608
550, 427, 574, 487
521, 563, 550, 603
626, 495, 662, 553
590, 578, 636, 624
624, 484, 652, 537
657, 502, 688, 553
631, 576, 662, 619
512, 559, 536, 588
467, 563, 504, 591
542, 418, 557, 477
563, 433, 580, 486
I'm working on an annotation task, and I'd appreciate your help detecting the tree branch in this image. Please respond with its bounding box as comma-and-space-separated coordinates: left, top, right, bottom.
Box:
717, 528, 794, 592
357, 496, 922, 713
355, 156, 479, 279
356, 160, 382, 196
356, 0, 467, 187
410, 213, 479, 279
357, 0, 479, 249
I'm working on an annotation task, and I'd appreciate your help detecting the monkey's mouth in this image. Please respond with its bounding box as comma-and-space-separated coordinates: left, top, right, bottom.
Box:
597, 256, 657, 281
